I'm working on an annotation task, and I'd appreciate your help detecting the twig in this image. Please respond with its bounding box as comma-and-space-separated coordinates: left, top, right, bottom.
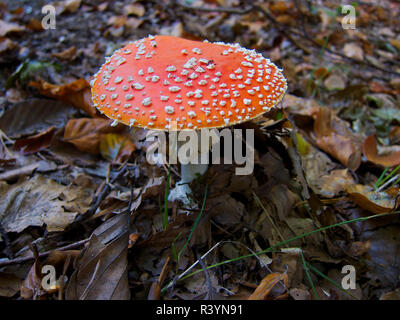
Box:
84, 164, 128, 217
196, 250, 214, 300
0, 238, 89, 267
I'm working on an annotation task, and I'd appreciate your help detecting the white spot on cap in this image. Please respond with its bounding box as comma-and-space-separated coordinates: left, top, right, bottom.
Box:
188, 111, 196, 118
132, 83, 144, 90
142, 97, 152, 106
183, 57, 197, 69
165, 106, 175, 114
114, 76, 123, 84
169, 86, 181, 92
166, 65, 177, 72
192, 48, 202, 54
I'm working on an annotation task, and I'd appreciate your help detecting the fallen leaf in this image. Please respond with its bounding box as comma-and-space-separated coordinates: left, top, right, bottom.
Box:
361, 225, 400, 289
389, 39, 400, 51
248, 272, 288, 300
63, 118, 124, 154
317, 169, 355, 198
346, 184, 398, 214
363, 134, 400, 167
0, 20, 25, 37
0, 273, 22, 297
26, 18, 43, 31
20, 250, 45, 299
324, 74, 346, 91
380, 289, 400, 300
124, 3, 145, 17
289, 288, 311, 300
55, 0, 82, 14
13, 126, 56, 154
0, 174, 95, 233
51, 46, 77, 61
343, 42, 364, 61
0, 37, 17, 54
29, 78, 98, 117
0, 99, 76, 138
314, 107, 362, 171
66, 213, 130, 300
99, 133, 136, 163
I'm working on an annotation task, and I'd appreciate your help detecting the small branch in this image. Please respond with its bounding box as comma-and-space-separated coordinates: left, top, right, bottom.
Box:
84, 164, 128, 217
0, 238, 89, 267
196, 250, 214, 300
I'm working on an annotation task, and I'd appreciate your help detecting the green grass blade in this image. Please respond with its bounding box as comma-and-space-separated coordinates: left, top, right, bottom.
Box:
375, 165, 400, 190
306, 262, 360, 300
300, 251, 318, 300
178, 184, 208, 258
162, 212, 396, 293
374, 167, 388, 190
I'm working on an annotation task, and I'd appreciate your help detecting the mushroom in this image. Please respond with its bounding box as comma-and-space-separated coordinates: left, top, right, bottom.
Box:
91, 35, 287, 205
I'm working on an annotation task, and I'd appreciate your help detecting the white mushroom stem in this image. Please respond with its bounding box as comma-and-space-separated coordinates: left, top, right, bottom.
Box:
167, 131, 211, 207
167, 162, 208, 206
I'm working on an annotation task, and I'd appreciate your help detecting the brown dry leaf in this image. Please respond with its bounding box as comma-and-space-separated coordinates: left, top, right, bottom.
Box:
346, 184, 398, 214
389, 39, 400, 51
362, 225, 400, 289
54, 0, 82, 14
0, 20, 25, 37
99, 133, 136, 163
14, 126, 56, 155
63, 118, 123, 154
207, 193, 244, 228
283, 94, 321, 120
0, 272, 22, 298
124, 3, 145, 16
66, 213, 130, 300
0, 99, 77, 138
324, 74, 346, 91
317, 169, 355, 198
51, 46, 77, 61
0, 174, 95, 233
289, 288, 311, 300
20, 253, 45, 299
314, 107, 362, 171
380, 289, 400, 300
26, 18, 43, 31
248, 272, 288, 300
0, 37, 16, 54
29, 78, 98, 117
343, 42, 364, 61
363, 134, 400, 167
347, 240, 371, 257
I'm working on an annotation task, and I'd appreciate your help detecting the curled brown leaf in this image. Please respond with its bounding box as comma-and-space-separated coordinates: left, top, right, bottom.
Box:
29, 78, 98, 117
363, 134, 400, 167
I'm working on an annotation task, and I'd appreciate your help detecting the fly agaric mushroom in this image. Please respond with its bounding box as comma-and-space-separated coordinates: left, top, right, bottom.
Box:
91, 35, 287, 205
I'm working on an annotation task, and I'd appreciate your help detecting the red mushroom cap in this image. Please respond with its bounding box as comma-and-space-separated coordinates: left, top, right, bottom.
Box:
91, 35, 287, 130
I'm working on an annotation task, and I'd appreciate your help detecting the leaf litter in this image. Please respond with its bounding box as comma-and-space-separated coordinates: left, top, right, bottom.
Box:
0, 0, 400, 301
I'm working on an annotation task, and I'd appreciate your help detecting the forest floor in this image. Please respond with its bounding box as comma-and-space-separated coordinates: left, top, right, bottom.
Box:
0, 0, 400, 300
